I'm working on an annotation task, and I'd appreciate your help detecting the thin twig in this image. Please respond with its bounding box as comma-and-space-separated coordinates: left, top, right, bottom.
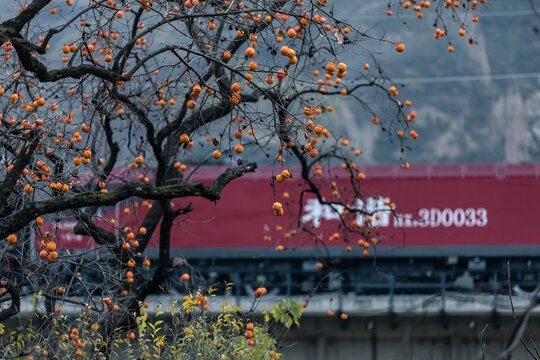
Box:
478, 324, 488, 360
503, 262, 539, 360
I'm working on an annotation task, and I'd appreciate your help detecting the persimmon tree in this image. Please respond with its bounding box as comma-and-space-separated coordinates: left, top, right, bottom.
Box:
0, 0, 486, 357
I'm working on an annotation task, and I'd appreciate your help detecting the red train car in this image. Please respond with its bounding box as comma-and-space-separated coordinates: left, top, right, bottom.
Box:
42, 163, 540, 259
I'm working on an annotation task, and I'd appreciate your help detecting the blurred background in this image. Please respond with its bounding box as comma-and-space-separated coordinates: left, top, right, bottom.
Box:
329, 0, 540, 165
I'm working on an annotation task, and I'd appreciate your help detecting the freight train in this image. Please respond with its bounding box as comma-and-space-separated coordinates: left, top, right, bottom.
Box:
36, 163, 540, 298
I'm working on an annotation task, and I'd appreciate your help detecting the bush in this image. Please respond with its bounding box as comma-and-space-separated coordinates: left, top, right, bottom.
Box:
0, 286, 301, 359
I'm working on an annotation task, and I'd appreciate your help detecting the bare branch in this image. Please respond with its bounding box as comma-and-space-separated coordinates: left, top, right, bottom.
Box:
0, 279, 20, 323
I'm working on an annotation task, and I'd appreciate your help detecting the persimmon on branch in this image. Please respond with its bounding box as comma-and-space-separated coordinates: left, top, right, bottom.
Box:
0, 129, 41, 208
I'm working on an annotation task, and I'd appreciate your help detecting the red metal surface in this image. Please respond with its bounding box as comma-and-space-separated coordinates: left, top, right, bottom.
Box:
40, 164, 540, 251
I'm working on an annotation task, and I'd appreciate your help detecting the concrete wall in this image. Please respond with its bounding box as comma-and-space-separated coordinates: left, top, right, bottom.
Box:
282, 315, 540, 360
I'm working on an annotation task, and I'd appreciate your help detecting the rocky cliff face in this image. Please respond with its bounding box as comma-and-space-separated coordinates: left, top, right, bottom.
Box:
331, 0, 540, 164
